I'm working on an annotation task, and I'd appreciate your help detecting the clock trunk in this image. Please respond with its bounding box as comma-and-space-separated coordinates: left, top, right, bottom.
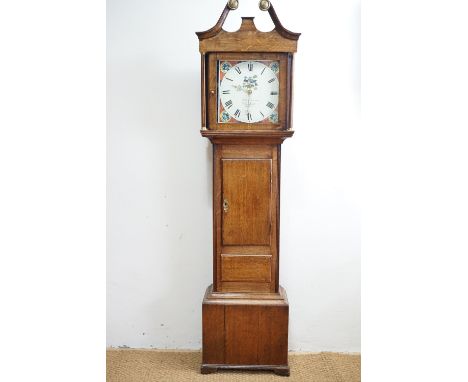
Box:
214, 144, 279, 293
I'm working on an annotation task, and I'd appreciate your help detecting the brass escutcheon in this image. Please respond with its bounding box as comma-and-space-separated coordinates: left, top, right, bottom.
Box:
223, 199, 229, 213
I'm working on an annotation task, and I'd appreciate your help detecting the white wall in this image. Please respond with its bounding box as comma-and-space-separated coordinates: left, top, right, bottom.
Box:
107, 0, 360, 352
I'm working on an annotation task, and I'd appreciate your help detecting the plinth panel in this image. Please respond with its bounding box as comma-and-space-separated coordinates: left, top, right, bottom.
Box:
202, 285, 289, 373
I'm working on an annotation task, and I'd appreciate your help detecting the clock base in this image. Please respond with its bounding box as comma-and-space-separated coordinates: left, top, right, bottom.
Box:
201, 284, 289, 376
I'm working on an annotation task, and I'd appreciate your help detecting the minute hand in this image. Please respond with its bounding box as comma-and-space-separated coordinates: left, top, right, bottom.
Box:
247, 91, 251, 122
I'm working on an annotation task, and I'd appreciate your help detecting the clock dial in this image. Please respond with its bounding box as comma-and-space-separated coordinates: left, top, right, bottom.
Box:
218, 60, 280, 124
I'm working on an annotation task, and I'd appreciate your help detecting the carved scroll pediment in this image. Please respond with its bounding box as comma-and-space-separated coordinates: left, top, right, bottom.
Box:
196, 2, 300, 53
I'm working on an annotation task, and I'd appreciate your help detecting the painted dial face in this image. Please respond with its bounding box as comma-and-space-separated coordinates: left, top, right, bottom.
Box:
218, 61, 279, 124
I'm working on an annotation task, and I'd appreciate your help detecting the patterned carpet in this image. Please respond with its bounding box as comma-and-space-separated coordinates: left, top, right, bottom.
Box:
107, 349, 360, 382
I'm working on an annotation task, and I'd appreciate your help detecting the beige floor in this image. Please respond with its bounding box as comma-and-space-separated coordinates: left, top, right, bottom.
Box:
107, 349, 360, 382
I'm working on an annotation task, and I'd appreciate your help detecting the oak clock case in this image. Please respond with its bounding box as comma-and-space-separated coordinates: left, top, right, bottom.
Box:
197, 0, 300, 377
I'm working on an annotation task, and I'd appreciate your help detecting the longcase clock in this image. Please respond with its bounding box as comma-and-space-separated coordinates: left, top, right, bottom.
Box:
196, 0, 300, 376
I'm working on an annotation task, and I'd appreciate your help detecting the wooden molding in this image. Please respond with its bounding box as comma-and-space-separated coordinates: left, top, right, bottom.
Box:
204, 284, 288, 305
201, 129, 294, 144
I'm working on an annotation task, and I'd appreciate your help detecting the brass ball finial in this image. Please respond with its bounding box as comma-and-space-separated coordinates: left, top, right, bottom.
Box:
227, 0, 239, 10
259, 0, 271, 11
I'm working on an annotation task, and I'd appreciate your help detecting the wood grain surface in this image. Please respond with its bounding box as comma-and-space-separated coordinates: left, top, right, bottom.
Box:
197, 2, 301, 375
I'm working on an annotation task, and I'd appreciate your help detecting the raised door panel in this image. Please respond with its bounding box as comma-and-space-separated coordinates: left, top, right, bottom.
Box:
221, 159, 272, 246
220, 255, 271, 282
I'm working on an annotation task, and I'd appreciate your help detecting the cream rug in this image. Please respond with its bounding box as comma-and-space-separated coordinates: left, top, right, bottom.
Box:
107, 349, 360, 382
